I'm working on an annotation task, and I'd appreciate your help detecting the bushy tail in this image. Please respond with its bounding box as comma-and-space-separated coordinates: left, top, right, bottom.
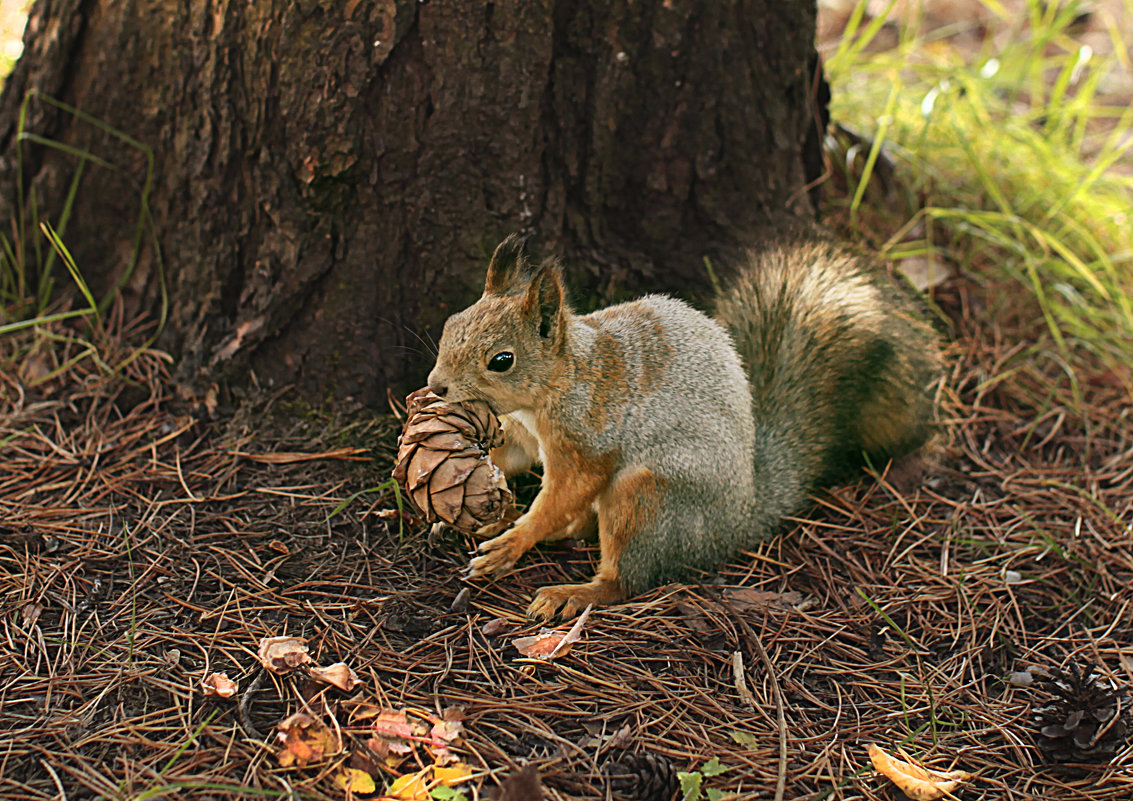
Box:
713, 240, 942, 524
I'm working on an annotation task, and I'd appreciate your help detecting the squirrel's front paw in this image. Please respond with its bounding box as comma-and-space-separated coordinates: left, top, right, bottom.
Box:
466, 529, 532, 578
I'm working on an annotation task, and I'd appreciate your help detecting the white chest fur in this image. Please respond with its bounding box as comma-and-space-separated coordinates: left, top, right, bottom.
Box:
505, 409, 545, 465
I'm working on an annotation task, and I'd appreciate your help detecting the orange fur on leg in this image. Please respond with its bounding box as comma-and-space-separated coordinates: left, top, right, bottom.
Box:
528, 467, 663, 619
468, 435, 614, 578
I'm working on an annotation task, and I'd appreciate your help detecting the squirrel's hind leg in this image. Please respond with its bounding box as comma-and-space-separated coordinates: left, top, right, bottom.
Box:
526, 466, 660, 620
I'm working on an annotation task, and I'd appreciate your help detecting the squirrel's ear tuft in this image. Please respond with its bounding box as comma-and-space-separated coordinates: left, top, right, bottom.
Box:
484, 234, 533, 295
522, 259, 567, 341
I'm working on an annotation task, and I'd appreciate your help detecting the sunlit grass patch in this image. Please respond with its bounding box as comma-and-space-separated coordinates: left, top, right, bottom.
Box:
824, 0, 1133, 392
0, 1, 27, 84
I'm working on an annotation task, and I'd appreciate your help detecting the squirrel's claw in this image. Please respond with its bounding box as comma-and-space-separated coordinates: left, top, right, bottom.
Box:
474, 517, 514, 540
528, 578, 623, 620
526, 589, 568, 621
466, 530, 525, 577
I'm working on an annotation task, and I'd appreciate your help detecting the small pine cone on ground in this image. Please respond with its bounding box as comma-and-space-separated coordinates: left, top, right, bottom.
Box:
392, 388, 512, 532
1031, 661, 1131, 763
605, 752, 679, 801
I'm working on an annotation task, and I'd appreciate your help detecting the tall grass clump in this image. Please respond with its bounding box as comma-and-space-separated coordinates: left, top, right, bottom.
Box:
825, 0, 1133, 390
1, 91, 166, 385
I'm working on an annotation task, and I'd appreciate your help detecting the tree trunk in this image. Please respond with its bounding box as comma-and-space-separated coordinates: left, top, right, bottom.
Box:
0, 0, 824, 405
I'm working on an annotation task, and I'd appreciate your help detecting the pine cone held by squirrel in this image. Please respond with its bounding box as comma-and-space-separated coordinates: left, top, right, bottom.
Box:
392, 388, 512, 532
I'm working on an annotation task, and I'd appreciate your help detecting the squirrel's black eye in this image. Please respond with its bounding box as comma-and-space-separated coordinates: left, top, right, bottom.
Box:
487, 352, 514, 372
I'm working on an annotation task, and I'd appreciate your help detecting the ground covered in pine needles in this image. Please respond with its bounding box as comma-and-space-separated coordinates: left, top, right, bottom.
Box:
2, 4, 1132, 797
1, 258, 1131, 801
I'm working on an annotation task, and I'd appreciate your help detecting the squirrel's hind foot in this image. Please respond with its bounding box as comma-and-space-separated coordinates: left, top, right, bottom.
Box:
528, 577, 623, 620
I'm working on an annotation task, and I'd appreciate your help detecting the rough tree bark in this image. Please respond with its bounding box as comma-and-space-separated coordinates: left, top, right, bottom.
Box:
0, 0, 825, 404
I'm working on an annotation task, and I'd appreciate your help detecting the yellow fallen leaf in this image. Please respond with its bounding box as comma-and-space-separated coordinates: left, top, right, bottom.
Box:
433, 763, 474, 785
867, 743, 971, 801
334, 767, 376, 793
385, 767, 431, 800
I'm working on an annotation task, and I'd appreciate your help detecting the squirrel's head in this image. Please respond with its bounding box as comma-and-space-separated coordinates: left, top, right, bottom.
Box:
427, 235, 570, 415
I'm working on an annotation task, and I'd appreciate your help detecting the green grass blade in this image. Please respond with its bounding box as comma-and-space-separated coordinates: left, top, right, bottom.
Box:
39, 221, 99, 323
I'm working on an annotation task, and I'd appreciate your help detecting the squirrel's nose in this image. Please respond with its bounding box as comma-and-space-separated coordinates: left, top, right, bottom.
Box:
426, 371, 448, 397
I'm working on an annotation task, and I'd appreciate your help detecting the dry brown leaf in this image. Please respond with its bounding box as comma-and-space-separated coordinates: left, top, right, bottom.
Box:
897, 255, 955, 292
346, 700, 385, 722
427, 708, 465, 765
201, 672, 238, 698
20, 601, 43, 625
429, 716, 463, 747
369, 708, 427, 756
309, 662, 363, 691
722, 587, 805, 611
608, 723, 633, 749
867, 743, 971, 800
372, 708, 423, 740
365, 736, 392, 761
481, 617, 511, 637
257, 635, 313, 673
276, 712, 340, 768
514, 603, 592, 659
496, 764, 544, 801
18, 350, 52, 386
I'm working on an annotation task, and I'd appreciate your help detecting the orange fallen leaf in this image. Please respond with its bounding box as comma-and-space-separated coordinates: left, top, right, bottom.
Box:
309, 662, 363, 691
867, 743, 971, 800
513, 604, 592, 659
276, 712, 340, 768
512, 629, 563, 658
258, 636, 313, 673
201, 672, 238, 698
334, 767, 377, 793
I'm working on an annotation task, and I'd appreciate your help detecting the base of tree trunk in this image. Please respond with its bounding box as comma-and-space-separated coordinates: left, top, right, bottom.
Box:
0, 0, 825, 404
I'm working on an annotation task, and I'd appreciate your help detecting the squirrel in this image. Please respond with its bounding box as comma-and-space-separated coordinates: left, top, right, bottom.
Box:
426, 234, 942, 620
